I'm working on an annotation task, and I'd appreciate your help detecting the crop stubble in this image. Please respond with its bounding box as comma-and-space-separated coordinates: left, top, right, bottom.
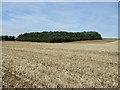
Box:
1, 40, 118, 88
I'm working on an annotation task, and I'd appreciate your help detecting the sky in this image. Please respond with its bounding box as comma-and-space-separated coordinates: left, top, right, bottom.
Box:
1, 2, 118, 38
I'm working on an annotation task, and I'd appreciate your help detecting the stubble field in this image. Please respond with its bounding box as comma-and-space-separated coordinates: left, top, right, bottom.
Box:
1, 40, 119, 88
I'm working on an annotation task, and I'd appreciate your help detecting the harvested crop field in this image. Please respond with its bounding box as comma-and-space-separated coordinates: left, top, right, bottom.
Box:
1, 40, 119, 88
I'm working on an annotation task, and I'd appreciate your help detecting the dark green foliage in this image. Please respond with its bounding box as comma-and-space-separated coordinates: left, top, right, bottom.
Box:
16, 31, 102, 42
0, 35, 15, 41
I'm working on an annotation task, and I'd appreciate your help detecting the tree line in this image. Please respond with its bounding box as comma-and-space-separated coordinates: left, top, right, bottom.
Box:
0, 35, 15, 41
16, 31, 102, 42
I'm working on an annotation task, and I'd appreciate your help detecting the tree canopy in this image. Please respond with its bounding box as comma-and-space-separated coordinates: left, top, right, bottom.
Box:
16, 31, 102, 42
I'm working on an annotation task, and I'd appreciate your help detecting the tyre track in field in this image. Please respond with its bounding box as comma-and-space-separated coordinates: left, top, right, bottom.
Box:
2, 67, 47, 88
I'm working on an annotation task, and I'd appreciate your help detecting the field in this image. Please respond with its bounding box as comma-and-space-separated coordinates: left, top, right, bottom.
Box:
1, 40, 118, 88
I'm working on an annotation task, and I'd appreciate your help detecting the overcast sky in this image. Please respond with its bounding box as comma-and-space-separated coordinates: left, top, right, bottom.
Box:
2, 2, 118, 38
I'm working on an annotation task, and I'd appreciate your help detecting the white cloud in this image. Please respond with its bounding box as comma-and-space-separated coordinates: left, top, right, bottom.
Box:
2, 2, 118, 38
2, 9, 81, 36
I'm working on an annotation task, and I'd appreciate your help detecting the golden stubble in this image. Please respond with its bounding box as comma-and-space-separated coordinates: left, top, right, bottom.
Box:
2, 40, 118, 88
